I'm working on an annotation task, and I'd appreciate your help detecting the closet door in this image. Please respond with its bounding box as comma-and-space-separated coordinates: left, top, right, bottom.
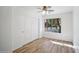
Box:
12, 7, 25, 50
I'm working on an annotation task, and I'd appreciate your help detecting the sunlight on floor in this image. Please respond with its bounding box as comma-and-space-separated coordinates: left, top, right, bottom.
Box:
50, 40, 73, 48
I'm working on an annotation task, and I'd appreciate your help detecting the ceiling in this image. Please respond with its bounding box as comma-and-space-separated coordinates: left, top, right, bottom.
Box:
20, 6, 73, 15
49, 6, 73, 14
37, 6, 73, 14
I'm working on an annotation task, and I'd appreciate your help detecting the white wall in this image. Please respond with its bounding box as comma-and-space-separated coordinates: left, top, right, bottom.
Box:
43, 12, 73, 42
0, 7, 12, 52
12, 7, 41, 50
0, 6, 42, 52
73, 7, 79, 52
12, 7, 25, 50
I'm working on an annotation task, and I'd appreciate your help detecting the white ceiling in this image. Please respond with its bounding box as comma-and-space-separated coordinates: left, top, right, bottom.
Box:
37, 6, 73, 14
22, 6, 73, 15
49, 6, 73, 14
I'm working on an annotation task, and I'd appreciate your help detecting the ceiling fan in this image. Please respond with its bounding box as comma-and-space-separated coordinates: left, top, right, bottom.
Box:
38, 6, 54, 14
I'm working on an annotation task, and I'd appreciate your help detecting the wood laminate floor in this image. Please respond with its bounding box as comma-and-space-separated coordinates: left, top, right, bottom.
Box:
13, 37, 75, 53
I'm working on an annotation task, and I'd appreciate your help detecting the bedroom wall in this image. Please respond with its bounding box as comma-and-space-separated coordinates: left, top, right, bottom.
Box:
73, 7, 79, 52
12, 7, 41, 50
0, 7, 12, 52
42, 12, 73, 42
0, 6, 42, 51
0, 6, 42, 52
